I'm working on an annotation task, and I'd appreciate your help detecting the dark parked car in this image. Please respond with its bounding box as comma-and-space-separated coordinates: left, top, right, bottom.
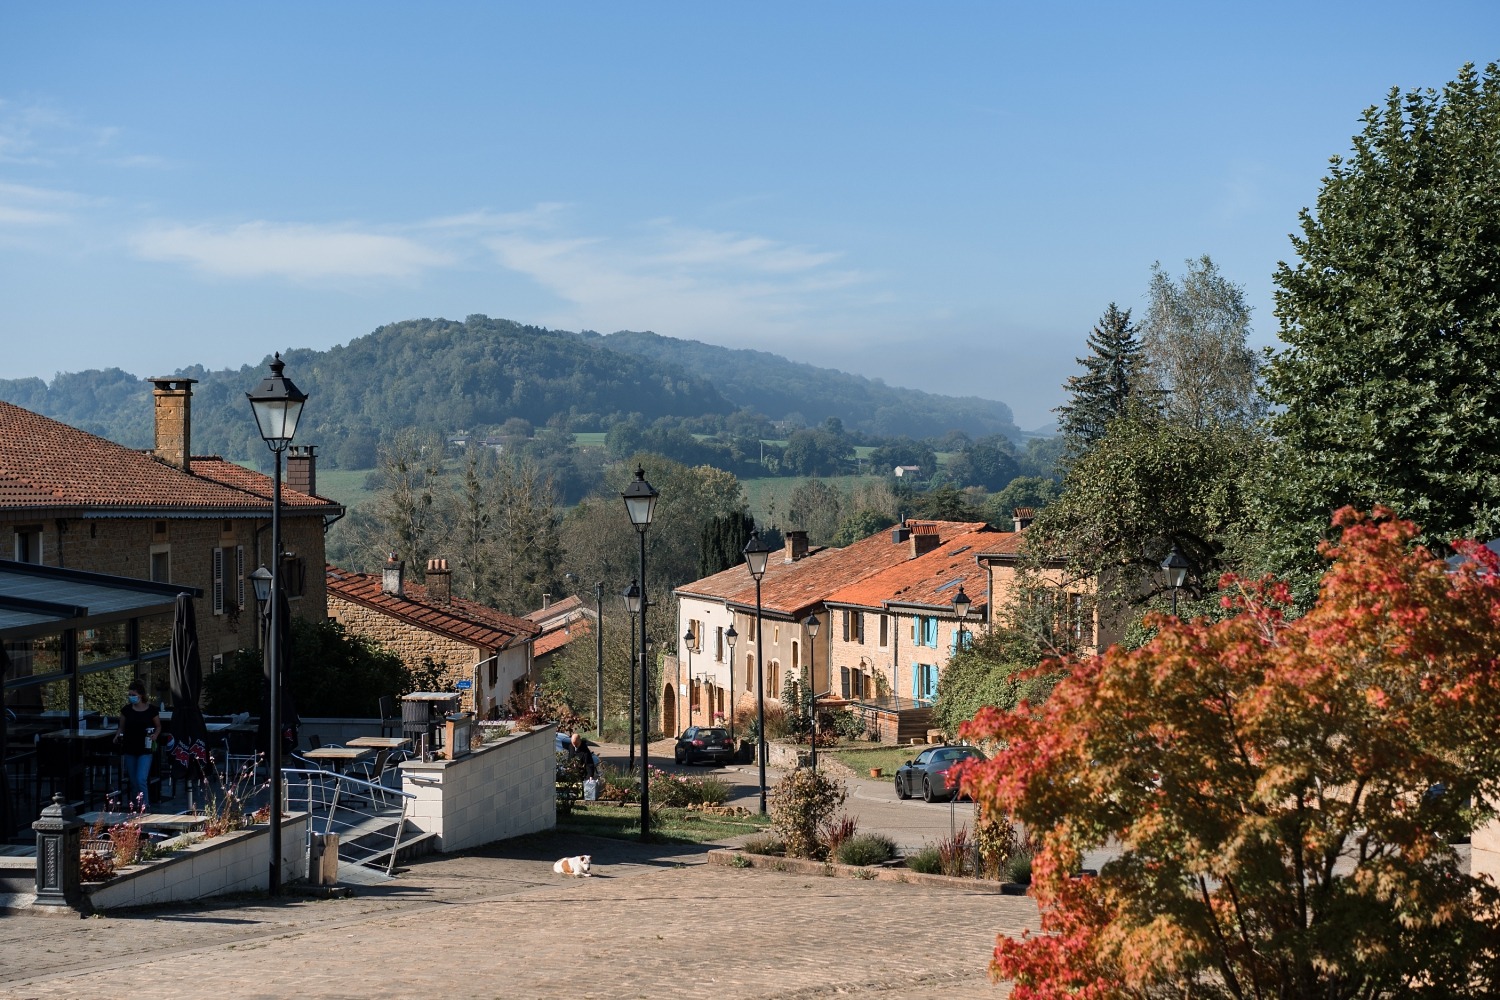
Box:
894, 744, 986, 802
673, 726, 735, 766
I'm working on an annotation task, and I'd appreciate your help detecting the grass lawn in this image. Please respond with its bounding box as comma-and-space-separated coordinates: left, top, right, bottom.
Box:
572, 431, 608, 447
828, 743, 930, 777
315, 467, 378, 508
556, 802, 772, 844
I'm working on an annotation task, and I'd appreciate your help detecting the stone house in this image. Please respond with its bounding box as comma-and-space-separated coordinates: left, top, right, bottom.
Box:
325, 558, 538, 717
823, 523, 1001, 712
522, 594, 593, 679
669, 521, 987, 737
0, 379, 342, 713
974, 508, 1101, 657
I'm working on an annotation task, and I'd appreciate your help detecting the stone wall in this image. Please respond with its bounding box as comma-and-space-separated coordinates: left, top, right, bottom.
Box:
0, 511, 329, 662
327, 594, 486, 709
398, 725, 556, 852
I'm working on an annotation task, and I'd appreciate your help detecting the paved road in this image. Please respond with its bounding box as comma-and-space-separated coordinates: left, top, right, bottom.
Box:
0, 831, 1038, 1000
603, 738, 978, 854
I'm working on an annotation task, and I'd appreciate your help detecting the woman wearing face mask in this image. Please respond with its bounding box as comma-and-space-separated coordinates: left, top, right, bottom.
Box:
114, 680, 160, 810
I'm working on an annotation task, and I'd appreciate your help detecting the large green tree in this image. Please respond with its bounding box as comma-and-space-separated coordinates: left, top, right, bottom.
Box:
1055, 303, 1145, 453
1268, 62, 1500, 571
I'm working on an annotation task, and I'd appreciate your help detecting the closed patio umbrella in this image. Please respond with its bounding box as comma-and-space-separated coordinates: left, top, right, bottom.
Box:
256, 588, 300, 756
168, 592, 214, 784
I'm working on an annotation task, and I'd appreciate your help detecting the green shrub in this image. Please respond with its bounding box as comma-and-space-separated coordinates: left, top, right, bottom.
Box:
836, 832, 896, 867
741, 834, 785, 856
906, 845, 943, 874
769, 769, 848, 859
648, 767, 730, 807
1005, 847, 1034, 885
831, 710, 867, 740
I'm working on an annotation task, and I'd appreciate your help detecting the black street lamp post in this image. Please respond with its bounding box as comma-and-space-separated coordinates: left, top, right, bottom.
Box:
803, 613, 820, 771
594, 582, 605, 741
725, 623, 738, 742
952, 585, 971, 651
684, 627, 696, 730
743, 532, 774, 814
1161, 545, 1189, 616
245, 353, 306, 896
622, 467, 659, 840
623, 581, 639, 769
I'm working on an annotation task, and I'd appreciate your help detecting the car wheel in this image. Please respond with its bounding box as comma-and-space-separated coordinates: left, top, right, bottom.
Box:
895, 774, 909, 800
923, 776, 935, 803
674, 747, 685, 765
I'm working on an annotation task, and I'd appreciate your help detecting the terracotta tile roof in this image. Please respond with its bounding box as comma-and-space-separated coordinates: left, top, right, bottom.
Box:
0, 400, 339, 515
523, 594, 584, 625
534, 619, 591, 657
675, 521, 989, 619
973, 531, 1029, 561
825, 526, 1002, 612
325, 565, 540, 649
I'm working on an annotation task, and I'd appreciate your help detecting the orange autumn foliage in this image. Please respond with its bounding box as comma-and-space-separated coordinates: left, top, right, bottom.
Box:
962, 508, 1500, 999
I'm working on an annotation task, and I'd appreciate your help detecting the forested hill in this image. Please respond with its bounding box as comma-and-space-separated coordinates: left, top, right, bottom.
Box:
0, 314, 1020, 463
590, 329, 1019, 440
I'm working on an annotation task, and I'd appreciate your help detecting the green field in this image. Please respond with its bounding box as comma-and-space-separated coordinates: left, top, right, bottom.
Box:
572, 432, 607, 447
315, 468, 379, 508
739, 475, 874, 524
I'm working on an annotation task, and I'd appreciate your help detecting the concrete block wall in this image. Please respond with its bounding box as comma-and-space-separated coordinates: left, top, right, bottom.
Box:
86, 813, 309, 910
399, 725, 556, 852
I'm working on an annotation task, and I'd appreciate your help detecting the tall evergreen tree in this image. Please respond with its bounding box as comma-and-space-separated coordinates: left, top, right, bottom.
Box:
1055, 303, 1144, 452
1268, 62, 1500, 571
698, 512, 755, 578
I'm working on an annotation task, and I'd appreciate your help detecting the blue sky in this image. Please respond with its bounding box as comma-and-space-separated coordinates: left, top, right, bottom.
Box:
1, 3, 1494, 429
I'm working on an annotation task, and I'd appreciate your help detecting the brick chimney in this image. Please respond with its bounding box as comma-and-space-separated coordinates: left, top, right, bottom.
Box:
425, 558, 452, 605
541, 593, 552, 609
891, 520, 911, 544
1013, 507, 1035, 532
382, 554, 404, 597
286, 444, 317, 496
148, 377, 198, 471
909, 523, 942, 558
784, 530, 809, 563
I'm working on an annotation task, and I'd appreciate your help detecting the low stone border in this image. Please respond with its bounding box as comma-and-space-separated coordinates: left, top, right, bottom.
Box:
707, 847, 1028, 894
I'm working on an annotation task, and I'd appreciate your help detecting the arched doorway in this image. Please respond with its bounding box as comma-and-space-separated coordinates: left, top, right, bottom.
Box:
662, 682, 677, 737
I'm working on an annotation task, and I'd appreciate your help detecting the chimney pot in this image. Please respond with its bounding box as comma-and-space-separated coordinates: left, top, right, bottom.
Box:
148, 377, 198, 471
784, 530, 809, 563
425, 557, 452, 605
382, 554, 404, 597
287, 444, 318, 496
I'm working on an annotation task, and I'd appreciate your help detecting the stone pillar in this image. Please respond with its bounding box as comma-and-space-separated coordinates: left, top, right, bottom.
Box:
32, 793, 86, 912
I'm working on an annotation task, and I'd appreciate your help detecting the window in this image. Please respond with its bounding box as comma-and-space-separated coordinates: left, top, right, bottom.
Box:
791, 641, 799, 671
913, 616, 938, 648
749, 618, 757, 642
715, 626, 723, 661
280, 552, 307, 599
840, 665, 850, 698
746, 654, 755, 692
150, 546, 171, 584
853, 611, 864, 643
770, 662, 781, 699
842, 611, 851, 642
912, 663, 938, 702
13, 525, 41, 564
879, 614, 889, 648
211, 547, 225, 615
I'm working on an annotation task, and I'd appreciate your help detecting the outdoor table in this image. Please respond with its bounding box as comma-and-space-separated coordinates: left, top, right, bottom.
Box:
39, 727, 119, 806
302, 746, 374, 774
346, 736, 411, 750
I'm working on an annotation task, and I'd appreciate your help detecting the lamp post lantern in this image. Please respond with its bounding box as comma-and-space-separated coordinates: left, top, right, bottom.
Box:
684, 627, 696, 730
250, 566, 273, 651
621, 466, 658, 840
246, 353, 306, 896
623, 581, 640, 768
952, 585, 971, 651
724, 623, 738, 742
1161, 545, 1190, 616
803, 613, 820, 771
743, 531, 774, 814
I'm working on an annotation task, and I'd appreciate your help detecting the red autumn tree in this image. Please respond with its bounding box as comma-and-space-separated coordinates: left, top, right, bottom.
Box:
963, 508, 1500, 998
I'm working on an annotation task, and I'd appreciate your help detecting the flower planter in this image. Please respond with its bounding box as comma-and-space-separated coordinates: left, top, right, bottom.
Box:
869, 767, 884, 778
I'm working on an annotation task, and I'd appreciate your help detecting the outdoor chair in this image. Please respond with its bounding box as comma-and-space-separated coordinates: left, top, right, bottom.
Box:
378, 696, 400, 739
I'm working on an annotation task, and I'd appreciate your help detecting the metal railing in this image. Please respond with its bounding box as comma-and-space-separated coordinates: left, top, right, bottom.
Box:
281, 767, 415, 877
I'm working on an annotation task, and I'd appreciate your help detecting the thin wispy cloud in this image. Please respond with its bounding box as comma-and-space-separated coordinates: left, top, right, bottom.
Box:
130, 221, 454, 281
0, 180, 82, 227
